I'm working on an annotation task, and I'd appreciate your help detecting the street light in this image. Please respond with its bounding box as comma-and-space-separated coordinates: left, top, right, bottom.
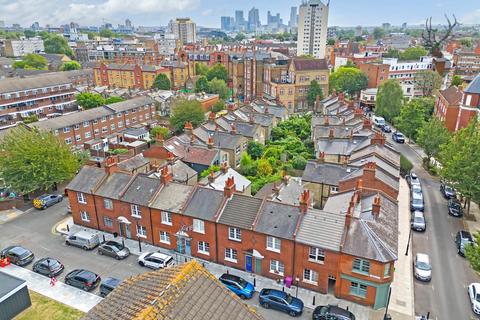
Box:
134, 218, 142, 253
405, 228, 412, 256
383, 287, 392, 320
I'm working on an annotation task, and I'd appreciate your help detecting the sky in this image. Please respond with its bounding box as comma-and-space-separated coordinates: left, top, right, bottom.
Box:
0, 0, 479, 28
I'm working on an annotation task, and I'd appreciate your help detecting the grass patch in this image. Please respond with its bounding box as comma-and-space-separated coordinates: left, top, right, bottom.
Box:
15, 291, 84, 320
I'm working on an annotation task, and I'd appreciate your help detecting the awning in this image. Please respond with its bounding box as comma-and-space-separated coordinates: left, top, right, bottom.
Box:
244, 249, 264, 259
117, 216, 131, 224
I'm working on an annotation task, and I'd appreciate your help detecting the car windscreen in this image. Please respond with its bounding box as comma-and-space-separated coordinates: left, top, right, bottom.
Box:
412, 198, 423, 205
109, 242, 123, 251
237, 277, 248, 288
46, 259, 61, 268
476, 293, 480, 302
416, 261, 431, 271
285, 294, 293, 304
412, 185, 421, 193
414, 216, 424, 223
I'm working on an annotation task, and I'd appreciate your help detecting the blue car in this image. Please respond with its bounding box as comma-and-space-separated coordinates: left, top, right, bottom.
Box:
259, 288, 304, 317
219, 273, 255, 299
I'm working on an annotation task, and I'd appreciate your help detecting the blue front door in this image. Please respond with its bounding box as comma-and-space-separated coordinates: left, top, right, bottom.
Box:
246, 255, 252, 272
177, 239, 183, 253
185, 239, 191, 256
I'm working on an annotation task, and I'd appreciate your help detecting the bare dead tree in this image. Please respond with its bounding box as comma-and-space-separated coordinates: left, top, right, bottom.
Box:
421, 14, 458, 58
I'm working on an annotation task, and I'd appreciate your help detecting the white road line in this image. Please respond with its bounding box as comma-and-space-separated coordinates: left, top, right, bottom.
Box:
24, 207, 35, 214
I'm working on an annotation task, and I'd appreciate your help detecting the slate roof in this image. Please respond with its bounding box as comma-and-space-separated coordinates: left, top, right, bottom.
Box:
254, 201, 301, 240
120, 174, 161, 206
82, 260, 263, 320
182, 187, 225, 221
167, 160, 197, 183
254, 177, 305, 206
66, 166, 106, 193
439, 86, 463, 105
316, 137, 370, 157
351, 144, 400, 168
182, 147, 219, 167
105, 96, 154, 113
31, 107, 112, 131
465, 73, 480, 94
217, 194, 263, 229
0, 272, 26, 298
208, 131, 246, 150
249, 104, 288, 120
95, 172, 132, 200
292, 58, 328, 71
350, 155, 399, 178
203, 168, 251, 193
340, 167, 399, 192
150, 183, 194, 213
117, 154, 150, 173
0, 72, 71, 94
302, 161, 359, 186
296, 209, 346, 252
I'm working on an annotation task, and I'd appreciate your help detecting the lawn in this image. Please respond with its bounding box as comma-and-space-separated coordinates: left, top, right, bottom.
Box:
15, 291, 84, 320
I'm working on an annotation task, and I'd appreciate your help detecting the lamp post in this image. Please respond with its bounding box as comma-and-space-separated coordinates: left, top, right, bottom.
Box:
295, 276, 300, 298
135, 219, 142, 253
383, 286, 392, 320
405, 228, 412, 256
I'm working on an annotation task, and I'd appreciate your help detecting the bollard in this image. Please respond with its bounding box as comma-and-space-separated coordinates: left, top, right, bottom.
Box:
102, 234, 106, 243
227, 269, 229, 275
282, 286, 284, 292
66, 224, 70, 232
312, 296, 315, 306
122, 238, 125, 248
253, 277, 256, 287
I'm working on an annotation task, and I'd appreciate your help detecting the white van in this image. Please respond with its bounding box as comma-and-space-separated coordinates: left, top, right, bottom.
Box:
372, 116, 386, 127
65, 230, 100, 250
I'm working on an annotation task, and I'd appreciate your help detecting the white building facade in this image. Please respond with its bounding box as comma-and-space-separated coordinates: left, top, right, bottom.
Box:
296, 0, 329, 59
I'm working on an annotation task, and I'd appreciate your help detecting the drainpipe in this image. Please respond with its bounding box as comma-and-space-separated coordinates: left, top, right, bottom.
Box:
92, 194, 100, 231
148, 207, 154, 245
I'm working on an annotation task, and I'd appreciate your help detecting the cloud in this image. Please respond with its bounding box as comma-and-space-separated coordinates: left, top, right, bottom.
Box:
0, 0, 200, 26
461, 9, 480, 24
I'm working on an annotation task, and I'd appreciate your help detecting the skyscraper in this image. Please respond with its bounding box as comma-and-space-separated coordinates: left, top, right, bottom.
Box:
125, 19, 132, 28
247, 7, 260, 32
221, 16, 234, 31
235, 10, 245, 30
170, 18, 197, 44
297, 0, 329, 59
289, 7, 298, 28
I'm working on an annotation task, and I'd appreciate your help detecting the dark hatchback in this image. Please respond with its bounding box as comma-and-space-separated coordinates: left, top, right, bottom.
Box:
440, 182, 456, 199
1, 246, 34, 266
65, 269, 101, 291
259, 288, 304, 317
313, 305, 356, 320
448, 198, 463, 217
32, 258, 64, 277
456, 231, 474, 257
99, 277, 121, 297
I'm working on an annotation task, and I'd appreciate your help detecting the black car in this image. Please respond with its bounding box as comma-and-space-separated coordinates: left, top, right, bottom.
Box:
313, 305, 356, 320
65, 269, 101, 291
98, 241, 130, 260
440, 181, 456, 199
99, 277, 121, 297
448, 198, 463, 217
381, 125, 392, 133
1, 246, 34, 266
32, 258, 64, 277
392, 131, 405, 143
456, 231, 474, 257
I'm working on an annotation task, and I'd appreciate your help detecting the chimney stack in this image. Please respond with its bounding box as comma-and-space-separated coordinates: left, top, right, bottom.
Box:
342, 156, 350, 168
208, 171, 215, 184
155, 133, 164, 147
230, 122, 237, 134
224, 176, 235, 198
160, 166, 172, 184
104, 156, 119, 175
363, 161, 376, 181
372, 193, 381, 216
331, 88, 337, 97
371, 132, 386, 146
317, 151, 325, 163
328, 128, 334, 140
190, 134, 196, 145
324, 117, 329, 125
208, 111, 216, 122
299, 189, 311, 214
220, 161, 228, 173
167, 151, 175, 165
363, 118, 372, 130
348, 100, 355, 110
207, 135, 214, 149
338, 92, 345, 104
184, 121, 193, 135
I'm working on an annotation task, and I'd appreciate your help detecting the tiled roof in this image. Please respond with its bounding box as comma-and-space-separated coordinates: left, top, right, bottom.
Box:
302, 161, 359, 186
292, 58, 328, 71
0, 72, 71, 94
82, 260, 263, 320
182, 147, 219, 166
217, 194, 263, 229
118, 154, 150, 173
254, 201, 301, 240
104, 96, 154, 113
464, 73, 480, 94
182, 187, 225, 221
439, 86, 463, 105
66, 166, 106, 193
150, 183, 194, 212
95, 172, 132, 200
31, 107, 112, 131
120, 174, 161, 206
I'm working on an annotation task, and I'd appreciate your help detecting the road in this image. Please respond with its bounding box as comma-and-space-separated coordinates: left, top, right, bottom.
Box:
0, 202, 314, 320
386, 135, 479, 320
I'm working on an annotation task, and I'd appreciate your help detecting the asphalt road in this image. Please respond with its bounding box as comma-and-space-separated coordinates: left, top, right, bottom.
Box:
0, 201, 314, 320
386, 135, 479, 320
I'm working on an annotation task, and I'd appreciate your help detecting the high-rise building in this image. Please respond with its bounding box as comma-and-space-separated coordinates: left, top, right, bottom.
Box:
289, 7, 298, 28
170, 18, 197, 44
221, 16, 234, 31
247, 7, 260, 32
235, 10, 245, 30
297, 0, 329, 59
125, 19, 132, 28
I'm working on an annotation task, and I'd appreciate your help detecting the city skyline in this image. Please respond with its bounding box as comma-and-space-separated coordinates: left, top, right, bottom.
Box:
0, 0, 479, 29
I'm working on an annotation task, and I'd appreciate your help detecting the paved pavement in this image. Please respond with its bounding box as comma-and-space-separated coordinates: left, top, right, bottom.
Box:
387, 135, 480, 320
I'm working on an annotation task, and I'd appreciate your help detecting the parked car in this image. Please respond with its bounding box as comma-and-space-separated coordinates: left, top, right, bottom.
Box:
65, 269, 101, 291
410, 192, 425, 212
456, 230, 474, 257
259, 288, 304, 317
381, 124, 392, 133
448, 198, 463, 217
440, 181, 456, 199
219, 273, 255, 299
372, 116, 386, 127
137, 252, 174, 270
312, 304, 356, 320
405, 172, 421, 187
411, 211, 426, 232
33, 194, 63, 209
392, 131, 405, 143
98, 241, 130, 260
99, 277, 121, 297
1, 246, 34, 266
468, 283, 480, 315
413, 253, 432, 282
411, 184, 422, 197
32, 258, 64, 277
65, 230, 100, 250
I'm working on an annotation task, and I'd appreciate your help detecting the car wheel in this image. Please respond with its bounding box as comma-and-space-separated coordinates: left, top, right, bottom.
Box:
65, 279, 71, 286
83, 286, 90, 291
139, 261, 145, 267
66, 241, 70, 246
289, 310, 297, 317
82, 246, 88, 250
239, 294, 247, 300
98, 250, 103, 255
262, 302, 269, 309
115, 255, 121, 260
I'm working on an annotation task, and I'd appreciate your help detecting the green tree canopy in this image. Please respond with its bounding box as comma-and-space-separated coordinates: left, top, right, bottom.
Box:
76, 93, 106, 110
12, 54, 48, 70
399, 47, 428, 61
383, 49, 400, 58
414, 70, 442, 96
291, 155, 307, 170
417, 118, 451, 161
234, 33, 246, 42
394, 99, 426, 140
150, 126, 171, 139
99, 29, 115, 38
451, 75, 462, 87
104, 96, 125, 104
373, 27, 385, 40
0, 127, 82, 194
206, 64, 228, 82
60, 61, 81, 71
327, 39, 335, 45
195, 76, 209, 93
195, 63, 209, 76
307, 80, 324, 107
208, 78, 229, 99
375, 79, 404, 122
329, 67, 368, 96
153, 73, 171, 90
212, 100, 225, 112
247, 141, 265, 160
169, 99, 205, 132
24, 30, 36, 38
43, 34, 74, 58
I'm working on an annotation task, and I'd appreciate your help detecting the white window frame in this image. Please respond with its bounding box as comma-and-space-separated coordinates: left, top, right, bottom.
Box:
159, 231, 170, 244
193, 219, 205, 234
303, 269, 319, 284
131, 204, 141, 218
228, 227, 241, 242
161, 211, 172, 225
103, 216, 113, 227
266, 236, 281, 253
225, 248, 238, 263
269, 260, 284, 276
198, 241, 210, 255
136, 225, 147, 238
103, 198, 113, 210
77, 192, 86, 204
309, 247, 325, 263
80, 211, 90, 222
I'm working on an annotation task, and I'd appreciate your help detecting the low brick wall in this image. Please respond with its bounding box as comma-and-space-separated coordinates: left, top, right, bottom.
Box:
0, 198, 24, 211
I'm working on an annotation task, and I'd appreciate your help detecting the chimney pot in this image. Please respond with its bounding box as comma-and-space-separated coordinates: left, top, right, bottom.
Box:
318, 151, 325, 163
299, 189, 311, 214
329, 128, 334, 140
104, 156, 119, 174
372, 193, 381, 216
224, 176, 235, 198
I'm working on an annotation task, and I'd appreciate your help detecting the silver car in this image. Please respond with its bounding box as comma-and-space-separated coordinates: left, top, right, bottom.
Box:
414, 253, 432, 281
411, 211, 426, 232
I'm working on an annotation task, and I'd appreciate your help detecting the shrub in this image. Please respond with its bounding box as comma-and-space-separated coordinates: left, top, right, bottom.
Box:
400, 154, 413, 176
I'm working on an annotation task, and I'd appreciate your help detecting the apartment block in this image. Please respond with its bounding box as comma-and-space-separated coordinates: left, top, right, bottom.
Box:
4, 38, 44, 57
94, 63, 171, 90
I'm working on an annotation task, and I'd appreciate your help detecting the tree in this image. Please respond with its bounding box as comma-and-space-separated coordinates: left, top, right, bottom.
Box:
400, 154, 413, 176
76, 93, 105, 110
422, 15, 458, 57
153, 73, 171, 90
383, 49, 400, 58
394, 99, 426, 141
195, 63, 209, 76
329, 67, 368, 96
200, 165, 221, 178
212, 100, 225, 112
465, 232, 480, 272
410, 97, 435, 120
150, 126, 171, 139
99, 29, 115, 38
169, 99, 205, 132
375, 80, 404, 122
417, 118, 451, 162
60, 61, 81, 71
12, 54, 48, 70
247, 141, 265, 160
307, 80, 324, 107
439, 119, 480, 214
399, 47, 428, 61
195, 76, 209, 93
206, 63, 228, 82
234, 33, 246, 42
208, 78, 228, 99
327, 39, 335, 45
0, 127, 82, 194
24, 30, 36, 38
22, 114, 39, 124
451, 75, 462, 87
240, 152, 257, 176
373, 27, 385, 40
291, 155, 307, 170
414, 70, 442, 96
43, 34, 74, 57
257, 159, 273, 176
104, 96, 125, 104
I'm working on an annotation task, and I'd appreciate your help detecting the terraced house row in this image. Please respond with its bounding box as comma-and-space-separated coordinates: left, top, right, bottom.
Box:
66, 140, 399, 309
